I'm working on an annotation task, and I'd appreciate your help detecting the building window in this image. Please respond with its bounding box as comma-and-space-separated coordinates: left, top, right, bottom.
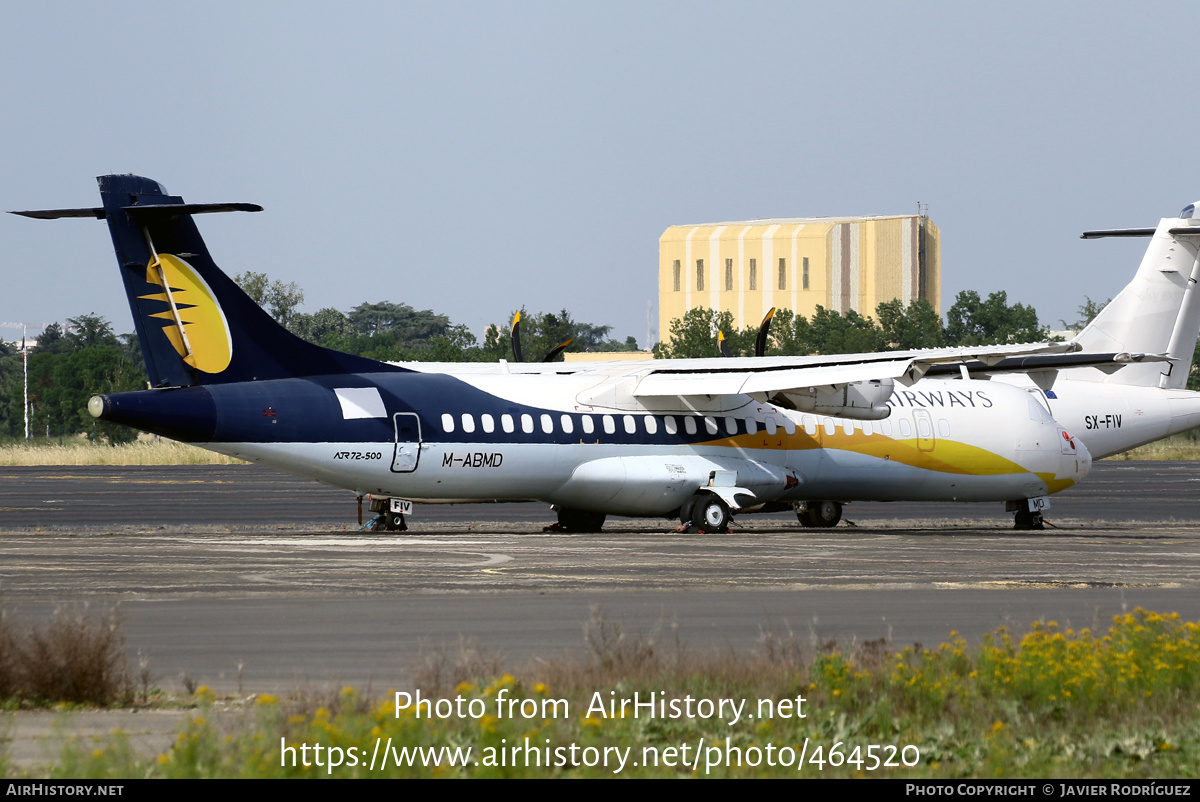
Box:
724, 258, 733, 291
672, 260, 681, 292
749, 258, 757, 290
802, 256, 809, 290
696, 259, 704, 291
778, 257, 786, 290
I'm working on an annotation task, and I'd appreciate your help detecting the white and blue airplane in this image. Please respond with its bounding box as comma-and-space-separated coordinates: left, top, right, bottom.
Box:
14, 176, 1200, 532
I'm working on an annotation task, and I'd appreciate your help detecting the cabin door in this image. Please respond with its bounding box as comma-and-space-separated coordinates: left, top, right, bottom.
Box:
392, 412, 422, 473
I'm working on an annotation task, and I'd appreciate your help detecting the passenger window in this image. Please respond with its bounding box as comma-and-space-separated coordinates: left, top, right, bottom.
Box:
725, 417, 737, 435
782, 417, 796, 435
899, 419, 912, 437
521, 414, 534, 434
803, 415, 817, 436
842, 420, 854, 436
461, 413, 475, 433
481, 414, 495, 433
441, 413, 455, 433
881, 420, 893, 436
862, 421, 873, 436
744, 417, 757, 435
685, 417, 697, 435
938, 419, 950, 437
561, 414, 574, 434
645, 416, 658, 435
704, 416, 718, 435
501, 414, 515, 433
765, 418, 777, 435
664, 416, 678, 434
603, 415, 616, 434
541, 414, 553, 434
824, 418, 836, 436
582, 415, 595, 434
623, 415, 636, 434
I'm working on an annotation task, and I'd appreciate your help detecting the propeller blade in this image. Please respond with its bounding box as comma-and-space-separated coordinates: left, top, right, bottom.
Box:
718, 331, 733, 358
510, 311, 524, 363
542, 338, 574, 363
755, 307, 776, 357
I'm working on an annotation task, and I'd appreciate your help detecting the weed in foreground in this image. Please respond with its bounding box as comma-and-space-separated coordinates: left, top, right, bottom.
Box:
0, 606, 133, 707
21, 607, 1200, 778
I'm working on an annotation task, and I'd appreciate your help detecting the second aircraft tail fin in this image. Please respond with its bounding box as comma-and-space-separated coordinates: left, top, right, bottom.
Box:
1071, 205, 1200, 389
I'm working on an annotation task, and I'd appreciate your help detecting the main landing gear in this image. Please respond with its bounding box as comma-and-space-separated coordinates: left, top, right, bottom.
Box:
552, 508, 607, 533
679, 493, 732, 534
796, 500, 842, 528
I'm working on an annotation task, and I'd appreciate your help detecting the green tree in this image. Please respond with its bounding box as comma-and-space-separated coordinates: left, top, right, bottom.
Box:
22, 344, 145, 443
235, 271, 305, 326
288, 307, 355, 347
1060, 296, 1110, 332
65, 314, 119, 351
877, 298, 944, 350
808, 307, 885, 354
945, 290, 1044, 346
652, 308, 736, 359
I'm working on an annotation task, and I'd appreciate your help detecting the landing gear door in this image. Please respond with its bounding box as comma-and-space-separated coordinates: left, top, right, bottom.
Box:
392, 412, 422, 473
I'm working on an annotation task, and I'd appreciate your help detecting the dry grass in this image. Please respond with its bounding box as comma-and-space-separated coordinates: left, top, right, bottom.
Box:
0, 606, 133, 707
0, 438, 243, 466
1113, 435, 1200, 460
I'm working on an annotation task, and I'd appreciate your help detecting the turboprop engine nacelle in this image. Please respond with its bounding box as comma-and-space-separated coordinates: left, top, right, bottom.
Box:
776, 378, 894, 421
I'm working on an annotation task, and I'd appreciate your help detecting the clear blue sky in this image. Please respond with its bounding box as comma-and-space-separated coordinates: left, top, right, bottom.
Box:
1, 2, 1192, 346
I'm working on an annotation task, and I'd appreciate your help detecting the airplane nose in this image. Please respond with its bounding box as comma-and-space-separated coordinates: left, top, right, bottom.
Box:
1074, 436, 1092, 482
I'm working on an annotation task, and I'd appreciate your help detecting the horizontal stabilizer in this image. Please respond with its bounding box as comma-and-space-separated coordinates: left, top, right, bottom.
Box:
1080, 228, 1156, 239
923, 351, 1171, 377
10, 207, 106, 219
123, 203, 263, 219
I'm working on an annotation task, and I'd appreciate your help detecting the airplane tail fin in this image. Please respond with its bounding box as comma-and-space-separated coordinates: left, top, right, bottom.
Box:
15, 175, 398, 387
1071, 205, 1200, 389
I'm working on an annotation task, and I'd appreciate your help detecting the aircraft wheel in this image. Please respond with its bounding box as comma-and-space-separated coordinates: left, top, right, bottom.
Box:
797, 500, 841, 528
558, 508, 606, 532
695, 495, 731, 533
1014, 510, 1044, 531
679, 494, 701, 526
384, 511, 408, 531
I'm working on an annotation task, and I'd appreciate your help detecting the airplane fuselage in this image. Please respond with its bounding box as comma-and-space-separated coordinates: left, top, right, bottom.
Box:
98, 368, 1093, 517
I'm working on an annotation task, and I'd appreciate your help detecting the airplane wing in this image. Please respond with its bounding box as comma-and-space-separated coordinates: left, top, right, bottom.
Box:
629, 341, 1082, 419
632, 341, 1079, 397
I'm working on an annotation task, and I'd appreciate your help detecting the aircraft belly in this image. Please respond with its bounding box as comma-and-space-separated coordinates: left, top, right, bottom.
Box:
799, 448, 1047, 502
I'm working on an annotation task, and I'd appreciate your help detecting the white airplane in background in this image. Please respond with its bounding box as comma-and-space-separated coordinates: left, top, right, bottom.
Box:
14, 176, 1200, 532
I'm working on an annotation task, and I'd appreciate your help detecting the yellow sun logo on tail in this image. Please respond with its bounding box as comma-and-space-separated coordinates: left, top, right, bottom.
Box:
138, 254, 233, 374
